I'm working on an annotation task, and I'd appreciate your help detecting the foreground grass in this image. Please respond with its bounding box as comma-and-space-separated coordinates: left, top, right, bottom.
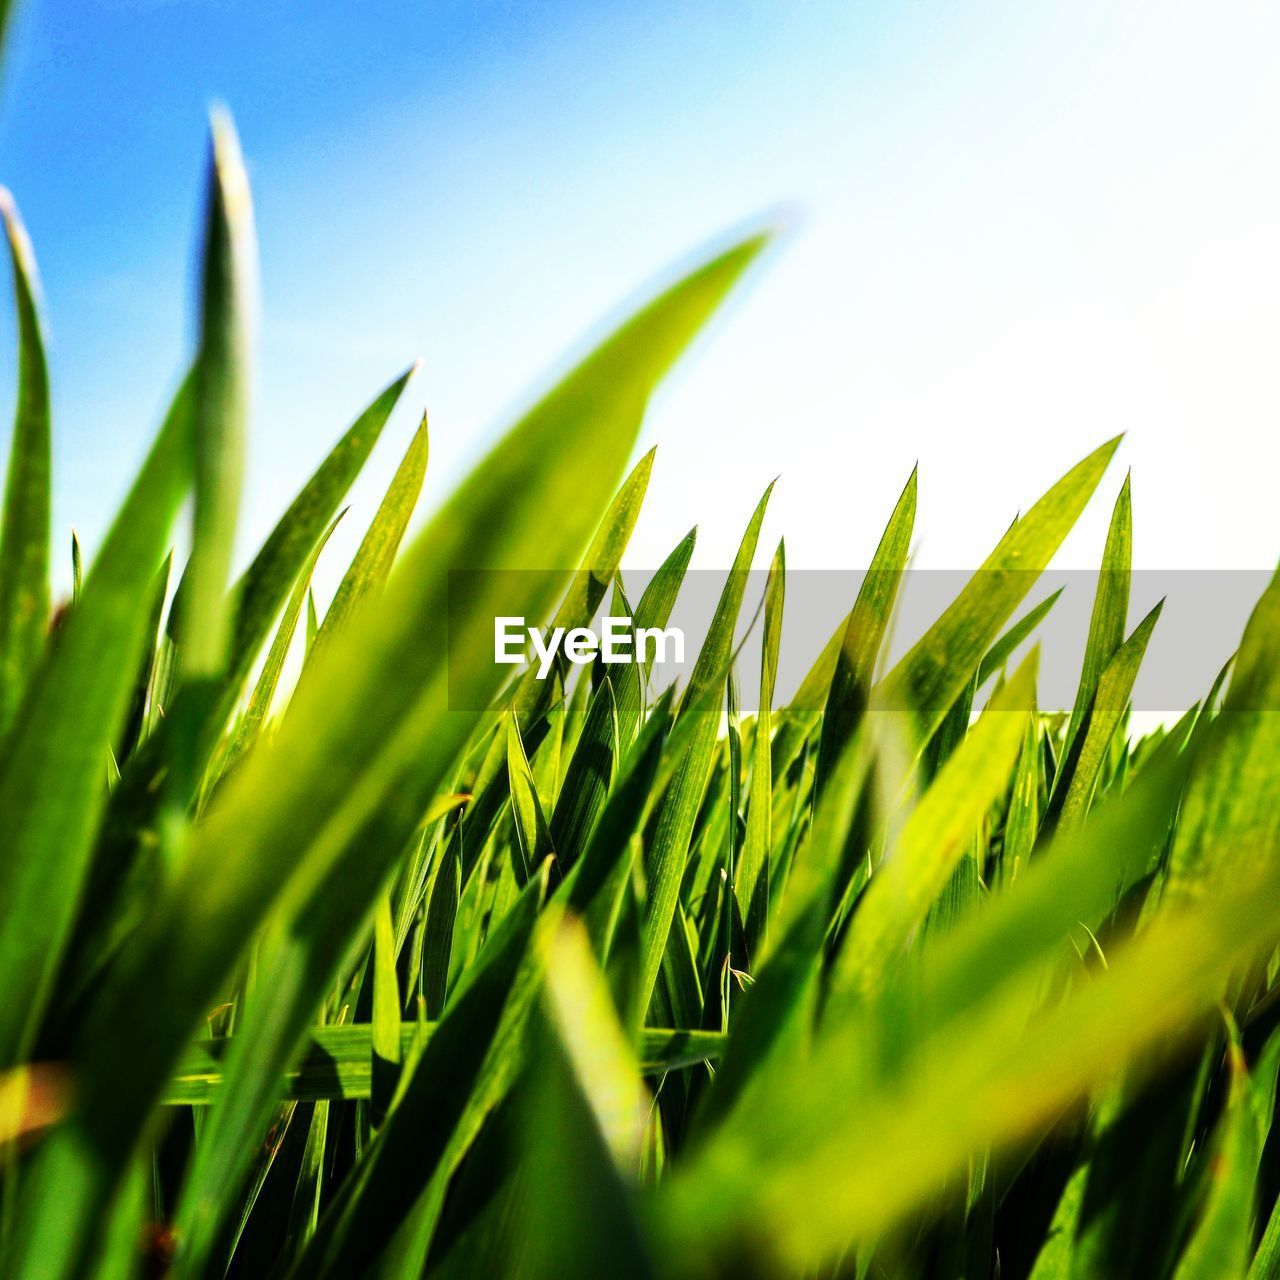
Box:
0, 112, 1279, 1280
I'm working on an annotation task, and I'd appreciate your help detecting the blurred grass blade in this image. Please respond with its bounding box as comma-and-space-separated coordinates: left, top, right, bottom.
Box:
0, 192, 51, 733
665, 852, 1280, 1270
182, 109, 256, 679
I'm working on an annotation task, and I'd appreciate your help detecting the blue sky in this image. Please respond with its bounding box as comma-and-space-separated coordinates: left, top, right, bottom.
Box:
0, 0, 1277, 605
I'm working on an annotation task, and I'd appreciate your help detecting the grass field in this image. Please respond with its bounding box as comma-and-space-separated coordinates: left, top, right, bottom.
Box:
2, 109, 1280, 1280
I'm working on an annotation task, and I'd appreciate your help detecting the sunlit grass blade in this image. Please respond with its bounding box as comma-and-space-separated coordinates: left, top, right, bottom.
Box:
308, 412, 429, 661
507, 712, 553, 883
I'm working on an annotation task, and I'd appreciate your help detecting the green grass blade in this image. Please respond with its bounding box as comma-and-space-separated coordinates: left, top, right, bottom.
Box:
217, 510, 344, 784
737, 538, 784, 954
0, 192, 51, 733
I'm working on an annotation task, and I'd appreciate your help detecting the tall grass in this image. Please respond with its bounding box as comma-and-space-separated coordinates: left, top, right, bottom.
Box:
2, 107, 1280, 1280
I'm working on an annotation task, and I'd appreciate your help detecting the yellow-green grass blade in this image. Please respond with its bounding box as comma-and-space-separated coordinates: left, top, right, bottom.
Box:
4, 233, 771, 1280
458, 449, 659, 864
0, 378, 193, 1071
874, 438, 1120, 748
227, 364, 418, 694
0, 192, 51, 734
510, 917, 655, 1279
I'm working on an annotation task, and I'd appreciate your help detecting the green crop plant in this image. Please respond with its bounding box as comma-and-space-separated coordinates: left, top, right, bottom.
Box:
2, 89, 1280, 1280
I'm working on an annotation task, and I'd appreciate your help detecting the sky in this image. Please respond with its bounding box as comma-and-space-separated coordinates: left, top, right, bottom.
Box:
0, 0, 1276, 635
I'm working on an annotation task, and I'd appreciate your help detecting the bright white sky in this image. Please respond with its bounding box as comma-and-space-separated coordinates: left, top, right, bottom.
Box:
1, 0, 1277, 613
